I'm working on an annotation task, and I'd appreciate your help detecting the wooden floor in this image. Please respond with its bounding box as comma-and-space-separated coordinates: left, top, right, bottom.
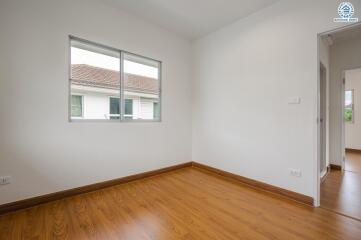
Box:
2, 167, 361, 240
345, 150, 361, 173
321, 151, 361, 221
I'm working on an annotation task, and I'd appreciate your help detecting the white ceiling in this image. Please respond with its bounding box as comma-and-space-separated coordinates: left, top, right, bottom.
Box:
331, 24, 361, 43
103, 0, 279, 39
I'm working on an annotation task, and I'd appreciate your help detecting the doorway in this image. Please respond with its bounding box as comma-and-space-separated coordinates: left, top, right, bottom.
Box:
344, 68, 361, 173
318, 23, 361, 220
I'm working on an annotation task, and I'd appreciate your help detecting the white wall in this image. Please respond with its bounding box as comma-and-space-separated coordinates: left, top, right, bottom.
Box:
192, 0, 361, 199
329, 35, 361, 165
0, 0, 192, 204
346, 68, 361, 150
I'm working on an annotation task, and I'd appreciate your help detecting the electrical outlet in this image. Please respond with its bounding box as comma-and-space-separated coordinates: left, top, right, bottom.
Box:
0, 176, 11, 185
289, 169, 302, 178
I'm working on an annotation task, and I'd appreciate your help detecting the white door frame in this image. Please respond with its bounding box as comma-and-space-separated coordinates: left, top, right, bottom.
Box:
319, 62, 327, 176
316, 22, 361, 207
341, 71, 346, 171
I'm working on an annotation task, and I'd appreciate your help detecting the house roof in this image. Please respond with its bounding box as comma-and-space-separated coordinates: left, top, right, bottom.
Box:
71, 64, 159, 94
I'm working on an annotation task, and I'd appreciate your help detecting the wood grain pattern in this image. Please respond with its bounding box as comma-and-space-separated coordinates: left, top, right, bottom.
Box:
0, 161, 315, 215
1, 167, 361, 239
192, 162, 314, 205
345, 150, 361, 173
321, 151, 361, 221
321, 169, 361, 221
0, 162, 192, 215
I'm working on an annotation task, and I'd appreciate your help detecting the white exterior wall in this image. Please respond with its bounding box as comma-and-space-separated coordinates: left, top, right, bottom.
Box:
346, 68, 361, 150
0, 0, 192, 204
84, 94, 110, 119
140, 99, 154, 119
72, 91, 157, 120
130, 96, 141, 119
192, 0, 361, 200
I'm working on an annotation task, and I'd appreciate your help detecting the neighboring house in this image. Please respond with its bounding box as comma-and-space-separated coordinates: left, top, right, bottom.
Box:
70, 64, 160, 120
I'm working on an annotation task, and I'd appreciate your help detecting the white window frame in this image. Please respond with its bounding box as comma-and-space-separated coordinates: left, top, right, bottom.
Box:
68, 36, 162, 123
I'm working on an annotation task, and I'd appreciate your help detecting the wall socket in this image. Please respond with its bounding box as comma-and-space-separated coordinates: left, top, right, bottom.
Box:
289, 169, 302, 178
0, 176, 11, 185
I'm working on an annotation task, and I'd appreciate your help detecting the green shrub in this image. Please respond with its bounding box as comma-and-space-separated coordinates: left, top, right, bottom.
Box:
345, 109, 353, 122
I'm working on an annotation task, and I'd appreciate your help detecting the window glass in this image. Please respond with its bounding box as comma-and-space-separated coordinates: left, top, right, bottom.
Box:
345, 90, 354, 122
109, 97, 120, 120
123, 53, 160, 120
153, 102, 160, 119
124, 99, 133, 119
70, 39, 120, 120
69, 37, 161, 121
71, 95, 83, 117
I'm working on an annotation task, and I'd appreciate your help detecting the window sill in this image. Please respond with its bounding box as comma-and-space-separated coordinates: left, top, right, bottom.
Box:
69, 119, 162, 123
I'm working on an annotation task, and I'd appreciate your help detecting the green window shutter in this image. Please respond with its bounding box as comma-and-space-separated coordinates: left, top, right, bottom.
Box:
71, 95, 82, 117
109, 97, 120, 120
109, 97, 120, 115
125, 99, 133, 115
153, 102, 160, 119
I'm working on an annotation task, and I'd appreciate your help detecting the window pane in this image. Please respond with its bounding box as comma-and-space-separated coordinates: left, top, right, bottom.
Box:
71, 95, 83, 117
153, 102, 160, 119
345, 90, 353, 122
123, 53, 160, 120
125, 99, 133, 115
70, 38, 120, 120
69, 38, 161, 122
109, 97, 120, 119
